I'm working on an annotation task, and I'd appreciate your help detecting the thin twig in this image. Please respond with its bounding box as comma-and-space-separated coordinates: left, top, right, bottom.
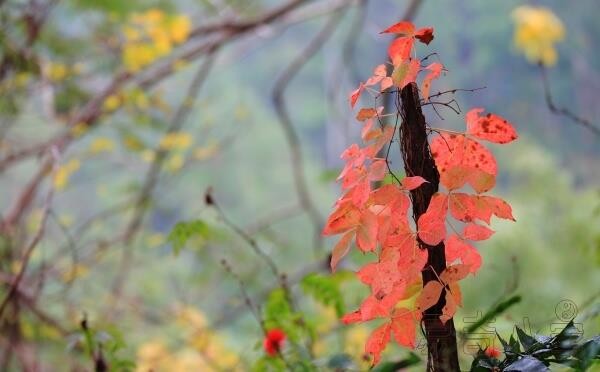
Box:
540, 64, 600, 137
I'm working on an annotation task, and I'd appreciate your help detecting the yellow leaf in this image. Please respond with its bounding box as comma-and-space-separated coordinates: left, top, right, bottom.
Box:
89, 137, 115, 154
511, 6, 565, 66
53, 159, 81, 190
159, 132, 193, 150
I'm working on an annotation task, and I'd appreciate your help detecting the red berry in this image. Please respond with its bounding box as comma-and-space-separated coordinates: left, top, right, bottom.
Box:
263, 329, 286, 356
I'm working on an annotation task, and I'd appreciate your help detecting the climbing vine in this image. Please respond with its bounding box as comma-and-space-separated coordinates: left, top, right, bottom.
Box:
323, 21, 518, 367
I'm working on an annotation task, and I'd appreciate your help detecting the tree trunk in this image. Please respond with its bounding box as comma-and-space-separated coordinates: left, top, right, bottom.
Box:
399, 83, 460, 371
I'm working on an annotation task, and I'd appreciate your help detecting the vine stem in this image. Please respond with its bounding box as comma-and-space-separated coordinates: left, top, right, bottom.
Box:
399, 82, 460, 371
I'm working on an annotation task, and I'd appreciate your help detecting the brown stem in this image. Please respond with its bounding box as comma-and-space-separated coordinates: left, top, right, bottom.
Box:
399, 82, 460, 371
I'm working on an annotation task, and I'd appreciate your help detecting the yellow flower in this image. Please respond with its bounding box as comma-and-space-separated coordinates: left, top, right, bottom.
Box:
70, 122, 88, 138
89, 137, 115, 154
61, 264, 90, 283
53, 159, 81, 190
48, 62, 68, 81
168, 15, 191, 44
166, 154, 185, 172
159, 132, 193, 150
512, 5, 565, 66
193, 142, 219, 161
141, 149, 156, 162
103, 94, 122, 112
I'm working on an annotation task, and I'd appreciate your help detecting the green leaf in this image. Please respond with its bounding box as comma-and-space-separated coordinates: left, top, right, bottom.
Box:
300, 273, 345, 317
504, 356, 549, 371
516, 326, 537, 351
372, 352, 421, 371
167, 219, 213, 255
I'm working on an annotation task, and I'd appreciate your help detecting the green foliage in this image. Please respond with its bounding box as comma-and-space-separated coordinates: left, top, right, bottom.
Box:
263, 288, 306, 342
470, 321, 600, 371
464, 295, 522, 335
167, 219, 213, 254
300, 273, 347, 317
371, 352, 422, 371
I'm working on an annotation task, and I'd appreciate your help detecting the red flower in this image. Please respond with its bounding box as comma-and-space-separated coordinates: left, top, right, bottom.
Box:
485, 346, 502, 359
263, 329, 286, 356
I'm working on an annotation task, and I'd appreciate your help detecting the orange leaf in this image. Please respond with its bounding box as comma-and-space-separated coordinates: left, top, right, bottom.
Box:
392, 58, 419, 88
417, 192, 448, 245
356, 108, 378, 121
388, 37, 414, 66
463, 223, 495, 241
356, 209, 378, 252
349, 83, 364, 108
323, 200, 360, 235
414, 27, 434, 44
440, 263, 471, 284
416, 280, 444, 312
445, 234, 482, 273
421, 62, 443, 101
401, 176, 428, 190
391, 308, 416, 348
466, 108, 518, 144
365, 322, 391, 365
380, 21, 415, 35
330, 230, 354, 271
430, 133, 497, 193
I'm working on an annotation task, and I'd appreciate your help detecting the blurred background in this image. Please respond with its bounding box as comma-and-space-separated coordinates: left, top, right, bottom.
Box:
0, 0, 599, 370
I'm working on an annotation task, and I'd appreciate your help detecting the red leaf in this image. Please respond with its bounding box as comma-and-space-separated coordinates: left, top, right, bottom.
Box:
356, 209, 378, 252
323, 200, 360, 235
380, 21, 415, 35
466, 108, 518, 144
414, 27, 434, 44
388, 37, 414, 66
391, 308, 416, 348
417, 192, 448, 245
440, 264, 471, 284
401, 176, 428, 190
448, 193, 515, 224
368, 159, 388, 181
463, 223, 495, 241
331, 230, 354, 272
380, 77, 394, 91
440, 287, 459, 324
421, 62, 443, 101
445, 234, 482, 273
392, 58, 419, 88
416, 280, 444, 312
356, 108, 378, 121
350, 83, 364, 108
430, 133, 497, 193
365, 322, 391, 365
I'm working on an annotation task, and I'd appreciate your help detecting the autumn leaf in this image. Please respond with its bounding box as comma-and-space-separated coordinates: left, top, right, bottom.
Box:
323, 200, 361, 235
415, 280, 444, 312
440, 264, 471, 284
350, 83, 364, 108
331, 230, 354, 271
356, 209, 378, 252
463, 223, 495, 241
445, 234, 482, 273
356, 108, 379, 121
421, 62, 443, 101
365, 322, 391, 365
388, 37, 414, 66
414, 27, 434, 44
401, 176, 428, 191
391, 308, 417, 348
417, 192, 448, 245
466, 108, 518, 144
391, 58, 419, 88
380, 21, 415, 35
430, 133, 497, 193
